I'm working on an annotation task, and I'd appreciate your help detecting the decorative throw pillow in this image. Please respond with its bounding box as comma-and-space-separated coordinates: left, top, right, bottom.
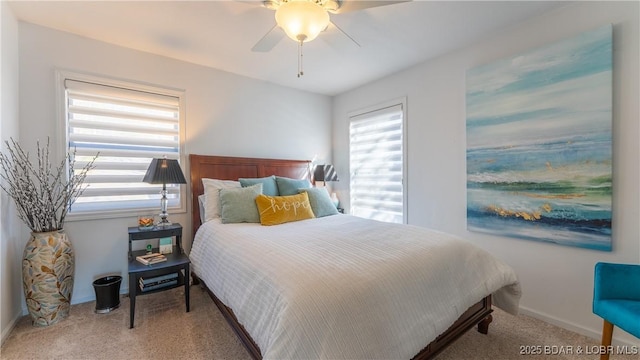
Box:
202, 178, 241, 222
239, 176, 278, 196
255, 192, 315, 226
275, 176, 312, 196
299, 187, 339, 218
219, 184, 263, 224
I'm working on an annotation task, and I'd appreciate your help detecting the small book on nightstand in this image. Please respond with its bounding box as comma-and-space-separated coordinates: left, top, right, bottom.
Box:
138, 272, 179, 291
135, 253, 167, 265
139, 272, 178, 285
139, 279, 177, 292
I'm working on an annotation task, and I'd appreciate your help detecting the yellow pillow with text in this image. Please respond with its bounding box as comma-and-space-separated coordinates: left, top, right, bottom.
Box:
255, 192, 315, 226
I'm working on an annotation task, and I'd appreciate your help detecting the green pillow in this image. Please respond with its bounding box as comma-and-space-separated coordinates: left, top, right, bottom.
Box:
219, 184, 262, 224
239, 176, 278, 196
276, 176, 312, 196
299, 187, 338, 218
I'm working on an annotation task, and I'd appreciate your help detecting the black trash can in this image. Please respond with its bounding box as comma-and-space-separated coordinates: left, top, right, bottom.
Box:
93, 276, 122, 313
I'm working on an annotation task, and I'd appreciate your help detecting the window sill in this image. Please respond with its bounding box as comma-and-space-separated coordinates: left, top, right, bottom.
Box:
66, 206, 187, 222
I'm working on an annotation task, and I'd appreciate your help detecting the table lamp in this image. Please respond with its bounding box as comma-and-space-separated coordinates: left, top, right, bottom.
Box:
313, 164, 340, 207
143, 158, 186, 226
313, 164, 339, 187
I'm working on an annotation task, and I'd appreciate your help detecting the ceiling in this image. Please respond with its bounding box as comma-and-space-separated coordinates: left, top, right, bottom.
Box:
8, 0, 567, 96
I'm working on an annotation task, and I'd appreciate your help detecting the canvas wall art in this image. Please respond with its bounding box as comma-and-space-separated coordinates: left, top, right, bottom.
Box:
466, 25, 612, 251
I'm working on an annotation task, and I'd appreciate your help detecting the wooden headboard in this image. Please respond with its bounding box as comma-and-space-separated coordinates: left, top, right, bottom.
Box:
189, 154, 311, 236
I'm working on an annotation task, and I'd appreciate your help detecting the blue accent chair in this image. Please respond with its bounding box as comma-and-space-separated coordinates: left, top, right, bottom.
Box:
592, 262, 640, 360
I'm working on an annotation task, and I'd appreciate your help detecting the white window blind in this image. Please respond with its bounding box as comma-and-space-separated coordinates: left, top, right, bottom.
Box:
63, 78, 184, 216
349, 104, 404, 224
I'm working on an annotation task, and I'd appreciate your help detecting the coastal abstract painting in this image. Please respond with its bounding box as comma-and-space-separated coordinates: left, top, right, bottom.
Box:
466, 25, 612, 251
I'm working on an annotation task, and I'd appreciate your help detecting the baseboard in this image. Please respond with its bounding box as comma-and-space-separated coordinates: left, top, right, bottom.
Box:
519, 306, 639, 347
71, 294, 95, 305
70, 288, 129, 306
1, 309, 22, 346
19, 289, 128, 316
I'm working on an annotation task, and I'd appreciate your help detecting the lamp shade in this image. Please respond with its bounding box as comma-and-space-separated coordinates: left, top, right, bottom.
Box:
143, 158, 186, 185
275, 0, 330, 43
314, 164, 339, 182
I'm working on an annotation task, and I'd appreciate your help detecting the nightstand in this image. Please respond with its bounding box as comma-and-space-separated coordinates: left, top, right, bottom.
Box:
127, 223, 190, 328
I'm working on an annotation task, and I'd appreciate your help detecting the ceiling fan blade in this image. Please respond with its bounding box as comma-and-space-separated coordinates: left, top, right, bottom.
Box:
333, 0, 411, 14
322, 21, 360, 48
252, 24, 285, 52
236, 0, 279, 11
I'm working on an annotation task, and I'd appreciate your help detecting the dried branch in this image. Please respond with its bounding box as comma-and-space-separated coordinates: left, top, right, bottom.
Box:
0, 137, 98, 233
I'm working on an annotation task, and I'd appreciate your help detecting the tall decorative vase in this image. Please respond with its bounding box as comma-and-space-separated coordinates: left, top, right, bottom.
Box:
22, 230, 75, 326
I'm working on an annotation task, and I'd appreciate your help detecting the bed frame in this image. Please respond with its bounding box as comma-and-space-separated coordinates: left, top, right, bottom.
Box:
189, 154, 493, 359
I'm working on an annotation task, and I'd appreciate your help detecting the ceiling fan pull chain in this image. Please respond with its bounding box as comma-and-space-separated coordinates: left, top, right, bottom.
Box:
298, 40, 304, 77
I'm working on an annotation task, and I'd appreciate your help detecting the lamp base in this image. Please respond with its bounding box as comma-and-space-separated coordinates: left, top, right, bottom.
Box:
156, 214, 172, 227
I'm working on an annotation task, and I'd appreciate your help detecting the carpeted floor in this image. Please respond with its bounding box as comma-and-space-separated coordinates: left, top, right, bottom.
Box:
1, 285, 637, 360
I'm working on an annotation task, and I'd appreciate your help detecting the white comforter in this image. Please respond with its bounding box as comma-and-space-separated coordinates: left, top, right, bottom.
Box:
190, 215, 521, 359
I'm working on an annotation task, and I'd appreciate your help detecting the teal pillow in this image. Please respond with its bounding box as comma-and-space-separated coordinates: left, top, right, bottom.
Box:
276, 176, 312, 196
239, 176, 278, 196
299, 187, 338, 218
219, 184, 262, 224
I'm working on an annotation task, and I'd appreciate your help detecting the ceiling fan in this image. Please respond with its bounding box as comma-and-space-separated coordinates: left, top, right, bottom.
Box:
248, 0, 410, 76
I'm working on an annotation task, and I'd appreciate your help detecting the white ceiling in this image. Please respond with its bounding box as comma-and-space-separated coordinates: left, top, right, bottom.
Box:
8, 0, 567, 96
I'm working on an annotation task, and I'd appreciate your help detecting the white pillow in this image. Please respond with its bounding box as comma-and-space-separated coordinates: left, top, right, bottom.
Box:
202, 178, 241, 222
198, 195, 206, 224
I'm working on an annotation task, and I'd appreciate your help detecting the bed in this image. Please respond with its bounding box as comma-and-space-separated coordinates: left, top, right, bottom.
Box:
188, 154, 521, 359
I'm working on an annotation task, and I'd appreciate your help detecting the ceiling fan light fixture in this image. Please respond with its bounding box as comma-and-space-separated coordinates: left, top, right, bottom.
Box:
323, 0, 341, 13
262, 0, 279, 10
275, 0, 330, 43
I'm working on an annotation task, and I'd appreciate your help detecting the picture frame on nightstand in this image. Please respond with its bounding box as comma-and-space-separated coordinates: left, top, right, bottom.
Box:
159, 237, 173, 254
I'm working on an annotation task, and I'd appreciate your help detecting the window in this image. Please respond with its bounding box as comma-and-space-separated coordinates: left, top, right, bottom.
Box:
349, 102, 405, 224
58, 72, 185, 218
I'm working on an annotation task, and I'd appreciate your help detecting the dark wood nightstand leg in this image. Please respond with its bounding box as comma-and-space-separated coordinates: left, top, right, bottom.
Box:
129, 272, 136, 328
185, 265, 190, 312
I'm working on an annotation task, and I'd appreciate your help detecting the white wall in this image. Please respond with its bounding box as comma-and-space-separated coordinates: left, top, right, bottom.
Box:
333, 1, 639, 345
0, 1, 23, 345
17, 23, 331, 311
